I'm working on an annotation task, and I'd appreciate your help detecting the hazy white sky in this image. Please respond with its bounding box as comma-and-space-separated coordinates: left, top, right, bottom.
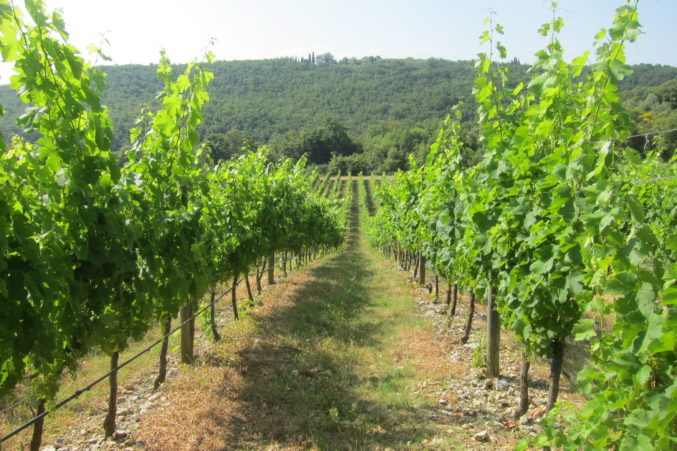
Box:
1, 0, 675, 82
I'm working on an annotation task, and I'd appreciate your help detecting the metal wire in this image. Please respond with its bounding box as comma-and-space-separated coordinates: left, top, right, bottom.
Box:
629, 175, 677, 184
625, 128, 677, 139
0, 392, 35, 416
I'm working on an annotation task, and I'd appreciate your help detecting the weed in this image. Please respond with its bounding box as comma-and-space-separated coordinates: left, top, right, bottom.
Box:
472, 335, 487, 369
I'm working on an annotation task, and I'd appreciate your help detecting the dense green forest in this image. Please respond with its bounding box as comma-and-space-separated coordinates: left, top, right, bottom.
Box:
1, 57, 675, 172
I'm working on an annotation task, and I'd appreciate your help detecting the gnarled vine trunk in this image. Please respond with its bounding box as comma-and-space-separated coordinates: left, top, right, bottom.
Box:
154, 316, 172, 389
515, 350, 530, 418
29, 398, 46, 451
460, 289, 475, 344
209, 289, 221, 342
231, 276, 239, 321
256, 259, 266, 293
244, 271, 254, 307
547, 339, 566, 410
103, 351, 119, 436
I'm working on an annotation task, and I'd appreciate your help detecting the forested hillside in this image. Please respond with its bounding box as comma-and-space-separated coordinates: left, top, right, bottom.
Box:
0, 57, 478, 148
1, 57, 676, 171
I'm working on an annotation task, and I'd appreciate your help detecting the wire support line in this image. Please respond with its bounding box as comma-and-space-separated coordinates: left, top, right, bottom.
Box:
628, 175, 677, 184
0, 392, 35, 416
625, 128, 677, 139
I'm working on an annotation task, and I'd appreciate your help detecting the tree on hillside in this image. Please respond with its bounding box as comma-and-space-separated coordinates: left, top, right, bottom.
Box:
270, 118, 361, 165
316, 52, 336, 64
357, 120, 444, 173
327, 153, 371, 174
204, 129, 258, 164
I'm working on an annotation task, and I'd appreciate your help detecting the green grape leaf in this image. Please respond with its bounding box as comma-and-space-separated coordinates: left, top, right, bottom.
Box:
573, 318, 596, 341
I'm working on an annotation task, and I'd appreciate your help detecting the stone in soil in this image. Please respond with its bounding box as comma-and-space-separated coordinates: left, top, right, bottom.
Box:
113, 430, 128, 441
495, 378, 510, 391
473, 430, 491, 442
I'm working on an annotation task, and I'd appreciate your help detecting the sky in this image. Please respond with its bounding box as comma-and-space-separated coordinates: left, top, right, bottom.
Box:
0, 0, 675, 83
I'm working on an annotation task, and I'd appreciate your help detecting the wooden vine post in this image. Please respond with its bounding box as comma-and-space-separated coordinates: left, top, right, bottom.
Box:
180, 305, 194, 364
267, 253, 275, 284
486, 285, 500, 378
418, 252, 426, 286
516, 350, 530, 418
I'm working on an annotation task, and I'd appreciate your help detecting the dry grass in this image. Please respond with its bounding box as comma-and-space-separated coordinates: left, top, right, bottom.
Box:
136, 268, 321, 450
395, 326, 457, 382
